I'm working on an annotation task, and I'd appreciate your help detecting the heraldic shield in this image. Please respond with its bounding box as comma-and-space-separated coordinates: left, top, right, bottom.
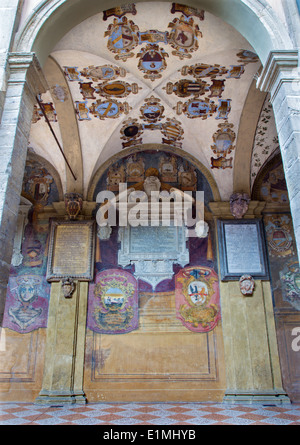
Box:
175, 266, 221, 333
87, 269, 138, 334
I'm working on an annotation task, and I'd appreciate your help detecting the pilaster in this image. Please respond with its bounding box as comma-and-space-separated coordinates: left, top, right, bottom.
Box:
0, 52, 48, 324
257, 50, 300, 261
210, 201, 290, 404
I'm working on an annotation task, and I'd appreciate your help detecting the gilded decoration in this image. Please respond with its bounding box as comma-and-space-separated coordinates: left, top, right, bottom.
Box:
175, 267, 221, 332
87, 269, 139, 334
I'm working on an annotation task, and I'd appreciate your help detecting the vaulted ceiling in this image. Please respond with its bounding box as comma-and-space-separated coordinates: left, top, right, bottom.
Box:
27, 2, 279, 201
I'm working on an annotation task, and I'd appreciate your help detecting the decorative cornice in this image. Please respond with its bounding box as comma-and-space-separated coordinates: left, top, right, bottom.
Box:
209, 201, 266, 219
7, 52, 48, 97
256, 50, 299, 96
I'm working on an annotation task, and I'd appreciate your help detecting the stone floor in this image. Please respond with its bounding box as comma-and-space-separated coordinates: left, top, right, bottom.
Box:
0, 401, 300, 425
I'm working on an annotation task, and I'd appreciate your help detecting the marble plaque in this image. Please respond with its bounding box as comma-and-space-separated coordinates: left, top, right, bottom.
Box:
47, 220, 95, 281
118, 225, 189, 289
218, 219, 269, 280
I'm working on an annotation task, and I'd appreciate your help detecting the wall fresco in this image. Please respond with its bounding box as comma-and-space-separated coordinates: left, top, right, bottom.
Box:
3, 159, 60, 333
89, 150, 218, 333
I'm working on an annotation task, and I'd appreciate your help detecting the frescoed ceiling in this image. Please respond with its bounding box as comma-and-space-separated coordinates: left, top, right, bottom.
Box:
27, 2, 277, 201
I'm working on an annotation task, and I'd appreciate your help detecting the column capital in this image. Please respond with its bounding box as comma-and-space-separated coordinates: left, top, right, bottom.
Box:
7, 52, 48, 98
256, 50, 299, 100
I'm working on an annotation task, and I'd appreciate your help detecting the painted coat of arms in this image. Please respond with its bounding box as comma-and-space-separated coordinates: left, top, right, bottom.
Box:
280, 261, 300, 311
105, 16, 139, 61
3, 274, 50, 333
87, 269, 138, 334
168, 15, 202, 59
175, 266, 221, 332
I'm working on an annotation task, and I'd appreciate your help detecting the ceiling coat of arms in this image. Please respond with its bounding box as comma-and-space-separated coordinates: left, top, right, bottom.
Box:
165, 79, 208, 97
105, 16, 139, 61
140, 96, 165, 123
175, 267, 221, 332
97, 80, 139, 98
90, 99, 130, 119
137, 44, 169, 81
168, 15, 202, 59
80, 65, 127, 81
211, 123, 236, 157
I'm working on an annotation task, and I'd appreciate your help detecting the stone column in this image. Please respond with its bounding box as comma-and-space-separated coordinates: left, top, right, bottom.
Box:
257, 50, 300, 259
35, 280, 89, 405
210, 201, 289, 403
0, 52, 48, 325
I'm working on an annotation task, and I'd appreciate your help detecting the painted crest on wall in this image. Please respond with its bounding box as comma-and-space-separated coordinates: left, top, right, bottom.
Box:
3, 274, 50, 333
175, 266, 221, 332
265, 215, 294, 257
280, 261, 300, 311
87, 269, 139, 334
168, 15, 202, 59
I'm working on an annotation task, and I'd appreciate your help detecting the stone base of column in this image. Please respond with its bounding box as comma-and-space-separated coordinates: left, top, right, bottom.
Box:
223, 390, 291, 404
35, 390, 87, 405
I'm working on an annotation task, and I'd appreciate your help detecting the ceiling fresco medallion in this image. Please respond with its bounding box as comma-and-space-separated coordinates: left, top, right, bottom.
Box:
175, 97, 217, 119
237, 49, 259, 64
227, 65, 245, 79
140, 96, 165, 123
105, 16, 139, 61
171, 3, 205, 20
97, 80, 140, 98
181, 63, 228, 79
210, 156, 233, 169
216, 99, 231, 119
63, 66, 82, 81
79, 82, 96, 99
168, 15, 202, 59
103, 4, 137, 21
90, 99, 130, 119
208, 79, 225, 98
75, 101, 91, 120
137, 44, 169, 81
165, 79, 208, 97
211, 123, 236, 157
138, 29, 169, 45
81, 64, 127, 81
51, 84, 68, 102
161, 117, 184, 144
120, 118, 144, 148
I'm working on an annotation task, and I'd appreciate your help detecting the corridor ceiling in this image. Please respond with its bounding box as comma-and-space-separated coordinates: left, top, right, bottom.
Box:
27, 2, 278, 201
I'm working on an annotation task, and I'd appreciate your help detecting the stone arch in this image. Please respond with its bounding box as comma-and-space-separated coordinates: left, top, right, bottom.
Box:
14, 0, 294, 67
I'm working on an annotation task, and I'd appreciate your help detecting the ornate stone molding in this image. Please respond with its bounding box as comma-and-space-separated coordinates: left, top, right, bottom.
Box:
256, 50, 299, 99
7, 52, 48, 99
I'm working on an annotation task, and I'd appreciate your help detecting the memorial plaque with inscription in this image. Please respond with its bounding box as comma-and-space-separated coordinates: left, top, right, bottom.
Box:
118, 225, 189, 289
47, 220, 95, 281
218, 219, 269, 281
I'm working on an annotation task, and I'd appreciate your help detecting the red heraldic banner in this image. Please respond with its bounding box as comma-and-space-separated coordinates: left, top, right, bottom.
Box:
175, 266, 221, 332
